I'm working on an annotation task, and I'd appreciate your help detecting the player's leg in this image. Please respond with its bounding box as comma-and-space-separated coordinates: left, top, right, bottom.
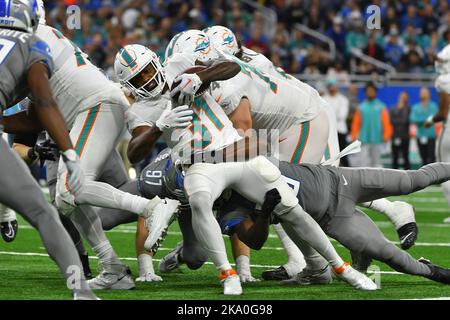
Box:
54, 104, 161, 218
184, 162, 243, 295
436, 122, 450, 223
268, 109, 330, 280
234, 156, 376, 290
46, 159, 91, 277
0, 139, 96, 299
230, 233, 260, 282
159, 209, 209, 273
326, 208, 450, 284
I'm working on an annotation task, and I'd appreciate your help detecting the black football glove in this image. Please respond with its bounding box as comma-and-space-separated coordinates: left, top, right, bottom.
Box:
27, 139, 59, 163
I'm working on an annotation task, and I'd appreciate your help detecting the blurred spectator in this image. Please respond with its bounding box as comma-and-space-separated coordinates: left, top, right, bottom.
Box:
326, 15, 346, 55
399, 5, 423, 32
326, 60, 350, 87
384, 28, 404, 67
322, 78, 350, 167
351, 82, 392, 167
347, 83, 359, 130
389, 92, 411, 169
345, 18, 367, 55
363, 33, 384, 61
410, 88, 438, 165
399, 49, 424, 73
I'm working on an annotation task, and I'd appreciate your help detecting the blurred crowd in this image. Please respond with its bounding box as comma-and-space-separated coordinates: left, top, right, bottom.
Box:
44, 0, 450, 79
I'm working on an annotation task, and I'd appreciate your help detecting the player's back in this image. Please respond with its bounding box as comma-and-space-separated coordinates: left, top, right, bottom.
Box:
36, 25, 124, 127
164, 53, 242, 160
0, 29, 53, 131
212, 53, 323, 133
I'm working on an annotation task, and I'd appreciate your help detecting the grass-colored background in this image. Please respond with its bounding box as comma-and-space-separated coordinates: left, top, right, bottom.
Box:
1, 187, 450, 300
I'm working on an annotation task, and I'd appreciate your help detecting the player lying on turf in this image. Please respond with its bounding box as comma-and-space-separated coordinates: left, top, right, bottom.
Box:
175, 26, 418, 282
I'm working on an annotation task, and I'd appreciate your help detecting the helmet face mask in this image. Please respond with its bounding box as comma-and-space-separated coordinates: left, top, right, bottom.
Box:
115, 44, 166, 99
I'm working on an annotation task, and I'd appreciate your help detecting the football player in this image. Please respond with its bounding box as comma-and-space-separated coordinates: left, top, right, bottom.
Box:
0, 0, 96, 300
203, 25, 417, 281
34, 0, 175, 290
118, 37, 378, 294
425, 44, 450, 223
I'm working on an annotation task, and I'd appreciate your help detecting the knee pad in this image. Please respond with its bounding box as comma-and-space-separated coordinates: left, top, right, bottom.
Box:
273, 183, 299, 216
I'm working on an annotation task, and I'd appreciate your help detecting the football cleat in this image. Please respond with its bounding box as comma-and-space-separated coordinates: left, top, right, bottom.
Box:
419, 258, 450, 284
282, 266, 333, 285
333, 262, 378, 290
144, 199, 179, 252
136, 272, 163, 282
80, 253, 93, 279
261, 266, 290, 281
87, 266, 135, 290
392, 201, 418, 250
397, 222, 418, 250
159, 242, 184, 273
1, 220, 18, 243
220, 269, 242, 295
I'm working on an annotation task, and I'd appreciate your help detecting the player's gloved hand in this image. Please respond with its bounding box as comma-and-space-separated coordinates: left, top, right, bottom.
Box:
28, 139, 59, 162
156, 104, 193, 132
61, 149, 85, 195
170, 73, 202, 106
261, 188, 281, 219
238, 273, 261, 283
136, 272, 163, 282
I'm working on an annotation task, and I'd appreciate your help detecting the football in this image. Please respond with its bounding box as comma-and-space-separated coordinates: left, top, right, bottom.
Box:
170, 65, 210, 102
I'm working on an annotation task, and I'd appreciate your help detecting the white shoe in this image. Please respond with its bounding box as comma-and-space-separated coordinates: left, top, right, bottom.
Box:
333, 263, 377, 290
444, 216, 450, 223
87, 267, 135, 290
220, 269, 243, 295
144, 199, 179, 252
159, 242, 183, 273
136, 272, 163, 282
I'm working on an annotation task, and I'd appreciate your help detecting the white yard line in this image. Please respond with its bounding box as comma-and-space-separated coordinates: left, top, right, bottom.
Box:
0, 250, 403, 274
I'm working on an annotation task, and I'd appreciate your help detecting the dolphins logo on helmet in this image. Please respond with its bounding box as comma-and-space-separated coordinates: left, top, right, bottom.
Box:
194, 34, 211, 56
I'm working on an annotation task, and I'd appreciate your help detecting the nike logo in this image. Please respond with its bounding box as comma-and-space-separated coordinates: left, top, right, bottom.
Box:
342, 175, 348, 186
401, 232, 414, 244
279, 137, 288, 143
215, 94, 222, 103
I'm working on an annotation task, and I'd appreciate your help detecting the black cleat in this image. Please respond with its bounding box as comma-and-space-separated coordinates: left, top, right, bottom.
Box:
80, 254, 93, 279
397, 222, 418, 250
1, 220, 18, 243
419, 258, 450, 284
262, 266, 290, 281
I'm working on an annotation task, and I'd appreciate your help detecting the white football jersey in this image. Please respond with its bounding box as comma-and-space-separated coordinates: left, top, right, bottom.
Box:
435, 74, 450, 121
36, 25, 127, 128
210, 52, 323, 133
130, 52, 241, 160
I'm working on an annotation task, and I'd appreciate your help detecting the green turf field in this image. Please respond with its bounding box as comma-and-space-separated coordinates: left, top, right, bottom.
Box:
1, 186, 450, 300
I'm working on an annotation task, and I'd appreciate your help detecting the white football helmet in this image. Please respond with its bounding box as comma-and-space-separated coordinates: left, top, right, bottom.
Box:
204, 25, 239, 56
36, 0, 46, 24
164, 29, 218, 63
114, 44, 166, 99
436, 44, 450, 75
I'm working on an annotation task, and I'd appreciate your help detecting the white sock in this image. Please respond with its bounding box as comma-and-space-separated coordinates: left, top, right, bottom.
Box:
76, 180, 152, 215
281, 205, 345, 269
92, 241, 122, 272
235, 255, 251, 276
0, 205, 16, 222
138, 254, 155, 276
362, 199, 405, 228
272, 223, 305, 276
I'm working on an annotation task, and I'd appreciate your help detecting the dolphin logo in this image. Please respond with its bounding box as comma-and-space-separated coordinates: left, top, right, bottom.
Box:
194, 36, 211, 55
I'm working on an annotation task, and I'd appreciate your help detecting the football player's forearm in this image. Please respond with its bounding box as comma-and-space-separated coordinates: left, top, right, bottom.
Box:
128, 126, 162, 164
2, 111, 43, 134
197, 60, 240, 83
12, 143, 34, 164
